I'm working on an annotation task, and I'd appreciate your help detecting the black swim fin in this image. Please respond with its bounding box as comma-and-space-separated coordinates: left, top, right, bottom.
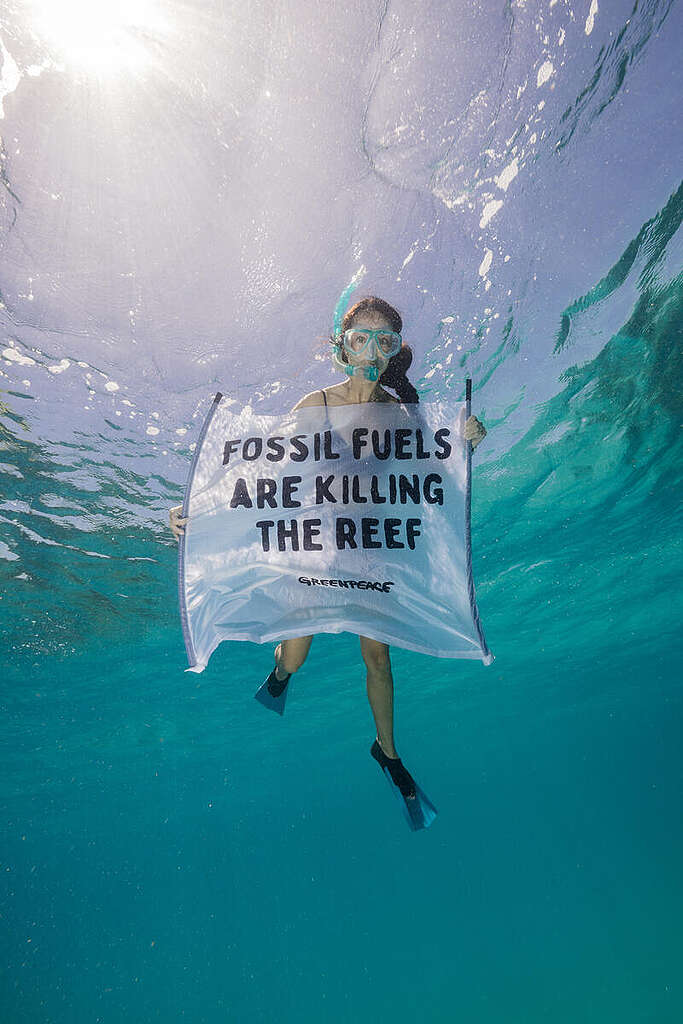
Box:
254, 666, 291, 716
371, 740, 437, 831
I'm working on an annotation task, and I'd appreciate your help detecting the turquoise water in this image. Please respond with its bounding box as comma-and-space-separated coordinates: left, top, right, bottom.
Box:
2, 0, 683, 1020
3, 264, 681, 1021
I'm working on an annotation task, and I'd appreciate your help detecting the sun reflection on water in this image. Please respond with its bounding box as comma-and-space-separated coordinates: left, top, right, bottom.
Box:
27, 0, 170, 75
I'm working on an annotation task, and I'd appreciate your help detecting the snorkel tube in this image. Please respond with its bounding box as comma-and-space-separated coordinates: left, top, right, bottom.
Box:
331, 272, 381, 381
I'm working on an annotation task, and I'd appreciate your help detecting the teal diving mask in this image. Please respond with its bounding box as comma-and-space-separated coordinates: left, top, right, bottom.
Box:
331, 328, 402, 381
342, 328, 402, 358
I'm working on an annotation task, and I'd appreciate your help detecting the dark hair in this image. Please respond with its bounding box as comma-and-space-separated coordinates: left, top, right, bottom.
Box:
335, 296, 419, 404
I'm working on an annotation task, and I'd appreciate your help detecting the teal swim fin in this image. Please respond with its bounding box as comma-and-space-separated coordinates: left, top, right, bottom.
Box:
254, 666, 291, 716
370, 740, 437, 831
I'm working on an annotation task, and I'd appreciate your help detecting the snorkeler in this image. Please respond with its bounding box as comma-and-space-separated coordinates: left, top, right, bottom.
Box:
170, 297, 486, 829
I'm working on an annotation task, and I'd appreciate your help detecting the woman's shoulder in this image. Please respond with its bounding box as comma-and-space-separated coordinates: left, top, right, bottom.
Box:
290, 389, 327, 411
326, 383, 399, 404
290, 384, 399, 411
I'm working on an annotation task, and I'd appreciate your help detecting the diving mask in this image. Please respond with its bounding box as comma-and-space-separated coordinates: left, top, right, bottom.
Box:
331, 328, 402, 381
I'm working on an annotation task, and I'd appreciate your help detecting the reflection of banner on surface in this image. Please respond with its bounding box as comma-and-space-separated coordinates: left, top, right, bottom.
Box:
178, 393, 492, 672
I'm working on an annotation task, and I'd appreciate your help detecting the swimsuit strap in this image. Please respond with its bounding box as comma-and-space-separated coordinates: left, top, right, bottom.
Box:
319, 387, 332, 429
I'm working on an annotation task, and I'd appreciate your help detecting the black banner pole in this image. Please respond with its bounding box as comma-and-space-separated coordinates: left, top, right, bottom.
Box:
463, 377, 492, 664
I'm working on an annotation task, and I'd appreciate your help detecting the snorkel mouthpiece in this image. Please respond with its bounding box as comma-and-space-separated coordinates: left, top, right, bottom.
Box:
363, 364, 380, 381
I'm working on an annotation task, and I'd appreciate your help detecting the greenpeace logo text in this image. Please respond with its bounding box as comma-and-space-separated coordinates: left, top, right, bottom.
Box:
298, 576, 395, 594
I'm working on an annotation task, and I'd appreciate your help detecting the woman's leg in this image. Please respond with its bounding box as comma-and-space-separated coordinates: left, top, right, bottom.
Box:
359, 635, 398, 757
274, 635, 314, 680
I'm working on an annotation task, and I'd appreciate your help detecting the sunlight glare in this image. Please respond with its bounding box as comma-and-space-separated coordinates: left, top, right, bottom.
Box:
29, 0, 167, 74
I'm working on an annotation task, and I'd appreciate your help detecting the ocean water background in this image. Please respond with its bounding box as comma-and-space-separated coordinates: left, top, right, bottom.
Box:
1, 1, 682, 1021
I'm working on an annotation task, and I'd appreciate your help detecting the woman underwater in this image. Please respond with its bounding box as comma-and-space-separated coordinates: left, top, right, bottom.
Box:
170, 296, 486, 828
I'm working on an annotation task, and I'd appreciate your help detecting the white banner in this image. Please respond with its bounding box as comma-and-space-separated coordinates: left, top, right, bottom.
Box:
178, 394, 492, 671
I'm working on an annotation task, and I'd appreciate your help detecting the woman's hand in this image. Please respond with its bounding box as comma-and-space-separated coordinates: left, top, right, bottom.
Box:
464, 415, 487, 451
169, 505, 188, 541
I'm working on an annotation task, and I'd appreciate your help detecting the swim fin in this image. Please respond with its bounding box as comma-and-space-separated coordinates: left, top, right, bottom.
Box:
254, 666, 291, 716
370, 740, 437, 831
